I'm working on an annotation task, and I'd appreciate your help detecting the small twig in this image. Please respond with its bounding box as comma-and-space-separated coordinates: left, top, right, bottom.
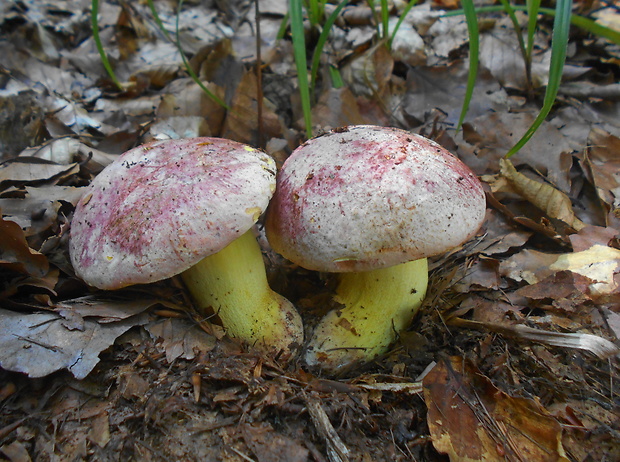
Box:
227, 445, 256, 462
304, 392, 350, 462
13, 334, 62, 353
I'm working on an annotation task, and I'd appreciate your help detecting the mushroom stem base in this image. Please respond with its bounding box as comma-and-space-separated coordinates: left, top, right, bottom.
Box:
305, 258, 428, 374
181, 230, 303, 361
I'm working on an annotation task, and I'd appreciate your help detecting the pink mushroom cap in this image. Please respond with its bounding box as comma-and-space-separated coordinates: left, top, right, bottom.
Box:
265, 125, 486, 272
70, 137, 277, 289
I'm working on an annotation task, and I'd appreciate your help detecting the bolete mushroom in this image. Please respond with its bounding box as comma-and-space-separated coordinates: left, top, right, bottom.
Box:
265, 125, 485, 373
70, 137, 303, 360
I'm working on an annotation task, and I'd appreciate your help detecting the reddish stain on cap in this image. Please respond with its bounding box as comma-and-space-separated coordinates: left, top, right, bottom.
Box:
70, 138, 276, 289
266, 125, 486, 272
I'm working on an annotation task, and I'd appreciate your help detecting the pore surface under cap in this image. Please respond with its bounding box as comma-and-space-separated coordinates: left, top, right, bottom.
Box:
266, 125, 486, 272
70, 137, 276, 289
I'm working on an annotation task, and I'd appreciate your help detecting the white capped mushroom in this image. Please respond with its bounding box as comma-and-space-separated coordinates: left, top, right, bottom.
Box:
70, 137, 303, 361
265, 125, 486, 373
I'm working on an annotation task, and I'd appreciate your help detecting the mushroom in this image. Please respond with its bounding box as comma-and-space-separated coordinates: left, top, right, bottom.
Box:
265, 125, 485, 373
70, 137, 303, 360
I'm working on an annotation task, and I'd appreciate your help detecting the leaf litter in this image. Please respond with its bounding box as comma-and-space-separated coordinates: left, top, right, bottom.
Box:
0, 1, 619, 461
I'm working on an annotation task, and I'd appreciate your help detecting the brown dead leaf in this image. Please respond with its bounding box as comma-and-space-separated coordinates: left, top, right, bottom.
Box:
389, 17, 426, 66
340, 42, 394, 100
477, 209, 533, 255
145, 318, 216, 363
87, 412, 110, 448
0, 216, 49, 277
584, 127, 620, 226
311, 87, 367, 130
0, 159, 79, 189
54, 296, 160, 324
19, 137, 117, 168
404, 62, 506, 129
221, 70, 285, 146
424, 356, 569, 462
462, 112, 573, 189
452, 257, 501, 292
499, 158, 586, 231
569, 225, 619, 252
157, 79, 227, 136
0, 308, 150, 379
550, 244, 620, 297
427, 16, 469, 60
499, 248, 560, 285
553, 400, 620, 462
513, 270, 592, 312
0, 440, 31, 462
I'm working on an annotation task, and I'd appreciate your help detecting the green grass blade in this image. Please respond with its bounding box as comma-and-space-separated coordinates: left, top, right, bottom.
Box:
498, 0, 528, 65
443, 5, 620, 45
388, 0, 420, 49
498, 0, 531, 88
505, 0, 572, 158
525, 0, 542, 61
329, 65, 344, 88
310, 0, 349, 100
91, 0, 123, 91
175, 0, 229, 109
306, 0, 318, 26
277, 12, 290, 40
366, 0, 382, 38
147, 0, 172, 42
380, 0, 390, 40
290, 0, 313, 138
455, 0, 479, 133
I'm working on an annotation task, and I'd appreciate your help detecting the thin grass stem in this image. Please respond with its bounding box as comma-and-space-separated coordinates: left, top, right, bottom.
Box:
455, 0, 479, 133
91, 0, 123, 91
506, 0, 573, 158
290, 0, 313, 138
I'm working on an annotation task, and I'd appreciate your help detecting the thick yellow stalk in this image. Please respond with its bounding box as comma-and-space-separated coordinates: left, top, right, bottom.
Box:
181, 230, 303, 361
305, 258, 428, 373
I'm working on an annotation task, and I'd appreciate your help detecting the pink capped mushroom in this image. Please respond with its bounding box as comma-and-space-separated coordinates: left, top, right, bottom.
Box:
265, 125, 486, 373
70, 137, 303, 360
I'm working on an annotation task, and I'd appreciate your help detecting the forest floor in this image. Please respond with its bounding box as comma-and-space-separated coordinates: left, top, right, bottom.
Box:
0, 0, 619, 461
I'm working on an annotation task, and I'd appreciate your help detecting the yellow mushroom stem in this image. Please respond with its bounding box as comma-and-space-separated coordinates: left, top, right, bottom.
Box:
305, 258, 428, 374
181, 230, 303, 361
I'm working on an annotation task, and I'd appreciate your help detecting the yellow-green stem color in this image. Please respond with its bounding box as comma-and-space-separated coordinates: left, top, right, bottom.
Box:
305, 258, 428, 373
181, 230, 303, 361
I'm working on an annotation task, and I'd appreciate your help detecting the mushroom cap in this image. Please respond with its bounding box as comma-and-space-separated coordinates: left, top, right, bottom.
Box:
265, 125, 486, 272
70, 138, 277, 289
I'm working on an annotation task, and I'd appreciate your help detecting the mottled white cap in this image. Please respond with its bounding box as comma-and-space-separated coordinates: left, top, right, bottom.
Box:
265, 125, 486, 272
70, 138, 277, 289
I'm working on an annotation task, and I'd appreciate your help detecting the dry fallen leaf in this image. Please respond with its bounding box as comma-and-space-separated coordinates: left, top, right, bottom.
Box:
549, 244, 620, 296
424, 356, 569, 462
0, 303, 152, 379
145, 317, 216, 362
499, 157, 586, 231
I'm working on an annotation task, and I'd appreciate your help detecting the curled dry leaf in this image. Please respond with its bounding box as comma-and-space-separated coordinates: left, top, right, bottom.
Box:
500, 158, 586, 230
450, 318, 619, 360
0, 215, 49, 277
